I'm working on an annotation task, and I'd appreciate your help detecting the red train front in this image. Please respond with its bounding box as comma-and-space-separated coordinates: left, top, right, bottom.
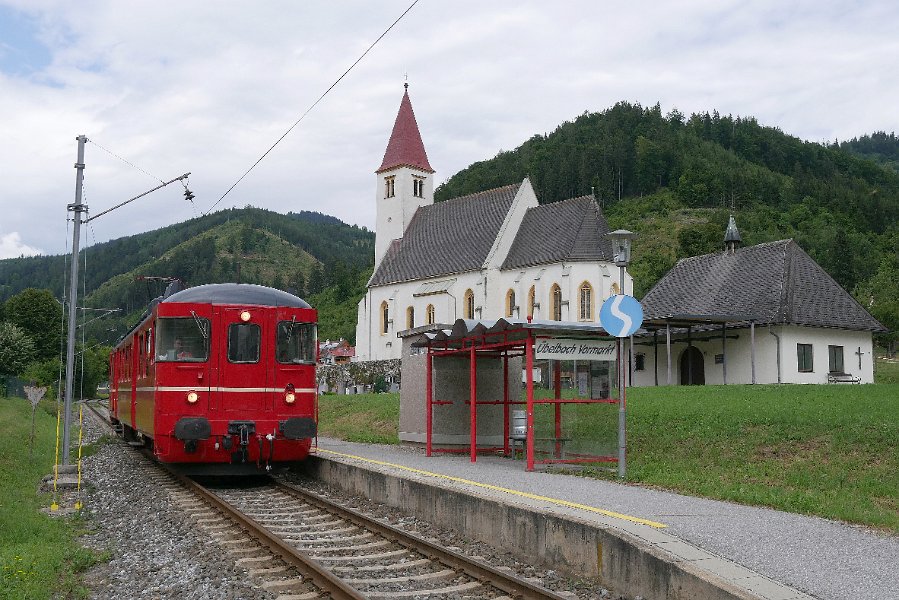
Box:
108, 283, 317, 474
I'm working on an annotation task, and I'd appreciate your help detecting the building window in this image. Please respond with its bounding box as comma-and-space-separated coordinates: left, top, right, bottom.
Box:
463, 289, 475, 319
610, 281, 620, 295
550, 284, 562, 321
578, 281, 593, 321
406, 306, 415, 330
635, 353, 646, 371
380, 301, 390, 335
797, 343, 813, 372
384, 176, 395, 198
506, 289, 516, 317
413, 176, 425, 198
426, 304, 435, 325
527, 286, 536, 318
828, 345, 844, 373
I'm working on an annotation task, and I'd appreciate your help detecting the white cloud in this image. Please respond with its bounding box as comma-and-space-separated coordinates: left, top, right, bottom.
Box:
0, 231, 44, 258
0, 1, 897, 256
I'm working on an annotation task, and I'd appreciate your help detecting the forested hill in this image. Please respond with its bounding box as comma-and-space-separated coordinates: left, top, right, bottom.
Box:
0, 207, 374, 343
434, 102, 899, 337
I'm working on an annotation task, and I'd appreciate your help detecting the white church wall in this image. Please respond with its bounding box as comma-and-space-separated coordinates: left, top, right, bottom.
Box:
777, 325, 874, 384
374, 165, 434, 269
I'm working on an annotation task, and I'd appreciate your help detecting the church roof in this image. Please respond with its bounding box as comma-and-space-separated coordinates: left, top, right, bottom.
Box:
369, 183, 522, 285
501, 195, 614, 269
376, 87, 434, 174
640, 239, 885, 331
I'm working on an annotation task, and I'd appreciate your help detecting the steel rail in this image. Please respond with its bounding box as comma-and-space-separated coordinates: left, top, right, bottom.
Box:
168, 471, 366, 600
275, 480, 572, 600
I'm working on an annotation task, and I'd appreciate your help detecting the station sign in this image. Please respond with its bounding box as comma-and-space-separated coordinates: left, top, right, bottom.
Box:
534, 338, 617, 361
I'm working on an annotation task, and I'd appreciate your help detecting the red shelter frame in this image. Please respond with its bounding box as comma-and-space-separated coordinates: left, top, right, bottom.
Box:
420, 319, 622, 471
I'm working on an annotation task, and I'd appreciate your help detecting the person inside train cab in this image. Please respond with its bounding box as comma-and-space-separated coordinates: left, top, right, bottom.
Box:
173, 338, 193, 360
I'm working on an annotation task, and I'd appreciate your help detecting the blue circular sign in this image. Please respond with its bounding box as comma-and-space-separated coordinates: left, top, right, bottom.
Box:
599, 294, 644, 337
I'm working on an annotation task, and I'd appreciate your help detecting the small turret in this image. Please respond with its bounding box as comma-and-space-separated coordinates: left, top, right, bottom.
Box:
724, 215, 742, 253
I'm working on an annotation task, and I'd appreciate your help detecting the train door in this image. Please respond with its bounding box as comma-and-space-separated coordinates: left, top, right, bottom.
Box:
216, 307, 272, 414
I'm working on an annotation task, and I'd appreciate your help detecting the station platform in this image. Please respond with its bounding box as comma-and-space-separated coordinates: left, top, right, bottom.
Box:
308, 437, 897, 600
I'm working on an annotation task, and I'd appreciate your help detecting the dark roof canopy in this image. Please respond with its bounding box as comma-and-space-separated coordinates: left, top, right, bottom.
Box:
640, 239, 885, 332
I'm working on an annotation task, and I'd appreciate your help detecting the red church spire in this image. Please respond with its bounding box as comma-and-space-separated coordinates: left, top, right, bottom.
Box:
377, 84, 434, 174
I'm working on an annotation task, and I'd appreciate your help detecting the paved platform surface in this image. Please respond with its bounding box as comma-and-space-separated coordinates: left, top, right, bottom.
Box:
314, 437, 897, 600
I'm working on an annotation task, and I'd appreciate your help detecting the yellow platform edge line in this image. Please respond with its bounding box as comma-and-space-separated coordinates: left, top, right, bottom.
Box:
314, 447, 667, 529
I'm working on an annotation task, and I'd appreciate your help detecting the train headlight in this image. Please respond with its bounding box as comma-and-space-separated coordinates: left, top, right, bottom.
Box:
186, 391, 199, 404
285, 383, 296, 404
240, 310, 251, 322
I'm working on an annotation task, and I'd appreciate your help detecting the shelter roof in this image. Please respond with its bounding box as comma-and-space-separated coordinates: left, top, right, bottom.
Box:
640, 239, 885, 332
399, 317, 612, 347
501, 195, 614, 269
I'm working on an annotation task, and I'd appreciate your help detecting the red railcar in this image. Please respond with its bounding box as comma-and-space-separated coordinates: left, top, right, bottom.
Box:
108, 283, 318, 474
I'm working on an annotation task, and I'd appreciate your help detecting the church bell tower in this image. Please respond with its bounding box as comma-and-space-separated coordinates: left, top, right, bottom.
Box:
374, 84, 435, 269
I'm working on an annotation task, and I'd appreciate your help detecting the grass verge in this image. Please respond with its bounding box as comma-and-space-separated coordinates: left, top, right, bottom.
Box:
0, 396, 99, 599
318, 384, 899, 532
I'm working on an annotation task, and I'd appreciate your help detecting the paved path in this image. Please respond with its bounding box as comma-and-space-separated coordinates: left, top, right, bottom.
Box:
315, 437, 898, 600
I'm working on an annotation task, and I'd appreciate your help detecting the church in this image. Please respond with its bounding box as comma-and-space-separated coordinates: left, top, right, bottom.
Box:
354, 86, 629, 361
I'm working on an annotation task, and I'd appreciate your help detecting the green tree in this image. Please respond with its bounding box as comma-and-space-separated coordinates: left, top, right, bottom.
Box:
0, 322, 36, 384
3, 288, 63, 361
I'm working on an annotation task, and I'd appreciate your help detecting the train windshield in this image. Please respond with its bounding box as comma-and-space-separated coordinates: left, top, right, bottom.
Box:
276, 321, 316, 364
156, 317, 210, 362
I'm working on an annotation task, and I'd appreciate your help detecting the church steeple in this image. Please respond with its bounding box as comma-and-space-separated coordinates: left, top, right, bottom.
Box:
377, 84, 434, 174
724, 214, 742, 253
373, 85, 436, 270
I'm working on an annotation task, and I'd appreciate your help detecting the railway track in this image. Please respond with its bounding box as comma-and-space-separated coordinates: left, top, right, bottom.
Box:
82, 401, 575, 599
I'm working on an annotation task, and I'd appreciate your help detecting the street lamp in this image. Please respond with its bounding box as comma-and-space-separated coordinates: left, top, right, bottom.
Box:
605, 229, 636, 479
607, 229, 636, 294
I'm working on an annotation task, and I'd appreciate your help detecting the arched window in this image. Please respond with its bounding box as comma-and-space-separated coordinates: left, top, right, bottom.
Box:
463, 289, 475, 319
550, 284, 562, 321
578, 281, 593, 321
527, 286, 536, 318
406, 306, 415, 329
610, 281, 620, 295
506, 289, 516, 317
380, 301, 389, 335
426, 304, 435, 325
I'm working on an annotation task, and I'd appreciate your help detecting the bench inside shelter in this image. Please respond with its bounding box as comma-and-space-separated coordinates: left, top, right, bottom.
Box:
827, 372, 861, 384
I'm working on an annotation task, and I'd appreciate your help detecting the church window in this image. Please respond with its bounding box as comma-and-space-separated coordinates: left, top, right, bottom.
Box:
635, 353, 646, 371
380, 301, 390, 335
463, 289, 475, 319
828, 345, 844, 373
426, 304, 435, 325
610, 281, 620, 295
578, 281, 593, 321
506, 289, 516, 317
527, 286, 536, 318
413, 176, 425, 198
384, 176, 395, 198
797, 343, 813, 372
550, 284, 562, 321
406, 306, 415, 329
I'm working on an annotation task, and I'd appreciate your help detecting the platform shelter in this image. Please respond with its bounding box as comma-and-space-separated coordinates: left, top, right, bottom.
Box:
402, 318, 624, 471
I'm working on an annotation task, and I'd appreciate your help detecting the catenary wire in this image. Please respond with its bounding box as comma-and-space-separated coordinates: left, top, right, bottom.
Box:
203, 0, 421, 216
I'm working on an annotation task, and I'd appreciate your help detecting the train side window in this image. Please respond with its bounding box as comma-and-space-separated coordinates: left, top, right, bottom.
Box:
276, 321, 317, 364
157, 317, 210, 362
228, 323, 260, 363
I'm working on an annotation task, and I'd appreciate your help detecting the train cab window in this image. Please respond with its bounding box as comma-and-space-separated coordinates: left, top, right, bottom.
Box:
276, 321, 317, 364
228, 323, 260, 363
156, 317, 210, 362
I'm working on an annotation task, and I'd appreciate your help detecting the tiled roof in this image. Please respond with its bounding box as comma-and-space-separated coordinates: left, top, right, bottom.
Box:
640, 239, 885, 331
369, 183, 522, 286
377, 88, 434, 174
501, 195, 614, 269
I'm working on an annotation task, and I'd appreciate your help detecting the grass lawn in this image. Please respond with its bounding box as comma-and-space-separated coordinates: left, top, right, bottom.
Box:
318, 383, 899, 533
0, 396, 99, 599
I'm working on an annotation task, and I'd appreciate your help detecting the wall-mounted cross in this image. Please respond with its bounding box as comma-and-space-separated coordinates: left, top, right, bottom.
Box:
856, 346, 864, 369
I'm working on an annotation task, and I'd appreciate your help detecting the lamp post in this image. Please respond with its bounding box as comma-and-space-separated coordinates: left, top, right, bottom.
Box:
606, 229, 635, 478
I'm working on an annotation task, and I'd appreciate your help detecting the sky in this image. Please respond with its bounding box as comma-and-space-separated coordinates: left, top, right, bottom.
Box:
1, 0, 897, 260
